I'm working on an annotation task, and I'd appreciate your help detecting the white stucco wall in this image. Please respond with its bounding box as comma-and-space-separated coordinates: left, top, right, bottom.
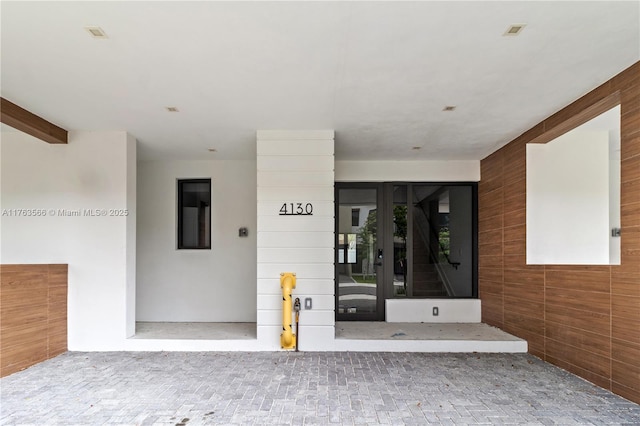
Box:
335, 160, 480, 182
126, 134, 137, 337
609, 127, 621, 264
136, 160, 257, 322
527, 130, 611, 264
0, 130, 136, 350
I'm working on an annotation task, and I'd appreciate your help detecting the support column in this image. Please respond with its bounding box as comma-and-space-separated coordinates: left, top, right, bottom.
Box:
256, 130, 335, 350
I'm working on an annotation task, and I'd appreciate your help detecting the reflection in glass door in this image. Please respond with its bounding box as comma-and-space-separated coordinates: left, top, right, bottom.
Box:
411, 185, 474, 298
336, 182, 477, 321
336, 185, 383, 320
391, 185, 408, 297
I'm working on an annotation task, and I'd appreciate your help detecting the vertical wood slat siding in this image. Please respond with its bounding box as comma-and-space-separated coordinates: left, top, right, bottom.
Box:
478, 61, 640, 404
0, 264, 68, 377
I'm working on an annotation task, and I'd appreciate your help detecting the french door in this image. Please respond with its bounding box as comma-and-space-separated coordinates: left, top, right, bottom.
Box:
335, 184, 384, 321
335, 182, 478, 321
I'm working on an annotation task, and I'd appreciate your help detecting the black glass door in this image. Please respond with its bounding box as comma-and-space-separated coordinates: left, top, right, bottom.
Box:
335, 184, 384, 321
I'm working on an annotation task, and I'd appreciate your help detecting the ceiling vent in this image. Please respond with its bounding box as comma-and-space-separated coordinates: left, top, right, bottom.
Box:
504, 24, 526, 36
84, 26, 108, 39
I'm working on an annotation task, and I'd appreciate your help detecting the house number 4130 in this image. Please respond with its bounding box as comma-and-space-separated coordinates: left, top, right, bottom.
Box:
279, 203, 313, 216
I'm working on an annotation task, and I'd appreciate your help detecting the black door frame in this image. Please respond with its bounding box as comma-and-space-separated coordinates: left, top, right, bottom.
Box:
335, 181, 479, 321
335, 183, 385, 321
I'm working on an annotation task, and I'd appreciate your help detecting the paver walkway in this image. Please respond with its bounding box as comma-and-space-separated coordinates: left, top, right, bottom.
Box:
1, 352, 639, 425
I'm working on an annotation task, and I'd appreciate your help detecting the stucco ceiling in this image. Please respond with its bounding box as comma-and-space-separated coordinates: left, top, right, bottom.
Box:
1, 1, 638, 161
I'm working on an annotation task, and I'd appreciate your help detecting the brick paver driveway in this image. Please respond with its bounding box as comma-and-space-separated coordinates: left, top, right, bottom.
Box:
1, 352, 639, 425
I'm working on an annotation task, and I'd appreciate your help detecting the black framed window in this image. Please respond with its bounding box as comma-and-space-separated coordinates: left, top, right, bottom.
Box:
351, 208, 360, 226
177, 179, 211, 249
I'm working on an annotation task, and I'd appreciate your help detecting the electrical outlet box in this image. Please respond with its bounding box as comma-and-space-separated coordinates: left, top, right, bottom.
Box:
305, 298, 312, 310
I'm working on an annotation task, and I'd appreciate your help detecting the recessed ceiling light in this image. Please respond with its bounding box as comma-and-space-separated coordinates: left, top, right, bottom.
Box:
84, 26, 108, 39
442, 106, 456, 112
165, 107, 179, 112
208, 148, 217, 152
412, 146, 421, 150
504, 24, 526, 36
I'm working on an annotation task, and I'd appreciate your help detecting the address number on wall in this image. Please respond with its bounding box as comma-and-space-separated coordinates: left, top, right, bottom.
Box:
279, 203, 313, 216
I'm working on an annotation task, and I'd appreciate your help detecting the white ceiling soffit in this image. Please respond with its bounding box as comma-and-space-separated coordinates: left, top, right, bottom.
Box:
1, 1, 638, 161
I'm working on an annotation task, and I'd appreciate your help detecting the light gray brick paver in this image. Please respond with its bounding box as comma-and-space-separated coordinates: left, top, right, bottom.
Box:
1, 352, 639, 425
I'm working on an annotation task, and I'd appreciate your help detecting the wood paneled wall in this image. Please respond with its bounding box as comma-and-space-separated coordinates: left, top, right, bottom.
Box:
0, 264, 68, 377
479, 61, 640, 404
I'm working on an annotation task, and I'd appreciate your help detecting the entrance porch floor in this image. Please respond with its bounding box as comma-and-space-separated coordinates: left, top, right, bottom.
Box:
130, 322, 526, 353
2, 351, 639, 425
335, 322, 523, 341
334, 322, 526, 353
134, 322, 257, 340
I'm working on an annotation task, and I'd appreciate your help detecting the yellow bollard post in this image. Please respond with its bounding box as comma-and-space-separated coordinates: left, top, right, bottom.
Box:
280, 272, 297, 349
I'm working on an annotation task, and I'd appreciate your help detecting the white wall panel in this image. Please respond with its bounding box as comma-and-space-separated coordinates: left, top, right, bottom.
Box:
257, 325, 336, 351
258, 216, 334, 232
257, 279, 335, 295
258, 156, 334, 171
257, 232, 334, 248
257, 140, 334, 156
258, 201, 334, 217
257, 130, 335, 349
257, 262, 335, 280
287, 326, 336, 351
258, 171, 335, 187
256, 137, 334, 156
257, 186, 334, 201
257, 248, 334, 264
257, 130, 335, 140
257, 309, 334, 326
257, 295, 283, 310
257, 294, 335, 310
